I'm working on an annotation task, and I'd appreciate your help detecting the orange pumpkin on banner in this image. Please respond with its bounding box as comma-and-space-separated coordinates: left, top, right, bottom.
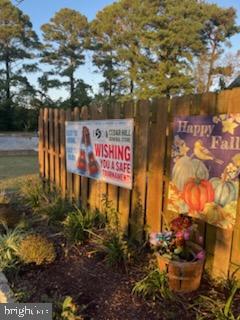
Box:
183, 178, 215, 212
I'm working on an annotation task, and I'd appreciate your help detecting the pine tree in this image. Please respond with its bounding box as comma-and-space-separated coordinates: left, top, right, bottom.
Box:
90, 0, 148, 100
199, 4, 239, 92
41, 8, 89, 108
0, 0, 39, 129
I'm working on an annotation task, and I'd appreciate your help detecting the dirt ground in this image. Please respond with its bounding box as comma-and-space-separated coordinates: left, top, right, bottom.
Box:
9, 236, 240, 320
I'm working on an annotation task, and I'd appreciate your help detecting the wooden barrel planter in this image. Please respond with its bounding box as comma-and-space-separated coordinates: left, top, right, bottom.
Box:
156, 242, 205, 293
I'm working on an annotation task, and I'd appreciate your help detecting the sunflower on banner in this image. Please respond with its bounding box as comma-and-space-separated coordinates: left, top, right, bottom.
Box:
168, 114, 240, 229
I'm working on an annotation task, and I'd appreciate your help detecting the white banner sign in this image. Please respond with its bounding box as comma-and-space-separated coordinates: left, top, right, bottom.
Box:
66, 119, 133, 189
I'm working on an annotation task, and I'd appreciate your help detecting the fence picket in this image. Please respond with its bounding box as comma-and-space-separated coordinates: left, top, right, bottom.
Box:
118, 101, 134, 234
38, 109, 44, 178
107, 103, 121, 213
49, 108, 54, 187
60, 109, 67, 198
54, 109, 60, 188
66, 109, 73, 202
43, 108, 49, 180
73, 107, 81, 205
80, 106, 89, 208
130, 100, 150, 241
146, 99, 168, 233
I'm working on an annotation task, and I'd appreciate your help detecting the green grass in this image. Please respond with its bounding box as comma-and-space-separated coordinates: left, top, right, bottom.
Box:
0, 155, 38, 191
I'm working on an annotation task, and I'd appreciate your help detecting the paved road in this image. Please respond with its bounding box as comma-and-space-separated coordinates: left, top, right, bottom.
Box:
0, 134, 38, 151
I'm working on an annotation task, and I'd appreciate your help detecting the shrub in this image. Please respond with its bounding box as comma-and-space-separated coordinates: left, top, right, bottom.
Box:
0, 226, 25, 271
63, 207, 105, 244
18, 234, 56, 265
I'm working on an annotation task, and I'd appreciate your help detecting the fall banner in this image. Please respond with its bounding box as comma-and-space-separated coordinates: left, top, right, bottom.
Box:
168, 114, 240, 229
66, 119, 133, 189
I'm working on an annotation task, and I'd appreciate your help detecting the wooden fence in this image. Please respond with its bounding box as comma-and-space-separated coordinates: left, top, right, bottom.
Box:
39, 88, 240, 280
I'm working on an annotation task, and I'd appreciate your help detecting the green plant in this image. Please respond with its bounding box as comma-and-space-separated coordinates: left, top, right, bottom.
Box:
20, 177, 71, 224
0, 204, 22, 229
92, 196, 132, 269
40, 196, 72, 224
63, 207, 105, 245
51, 295, 85, 320
0, 226, 25, 271
60, 296, 84, 320
0, 190, 9, 204
223, 282, 240, 320
18, 234, 56, 265
20, 177, 45, 208
100, 233, 130, 269
193, 272, 240, 320
132, 268, 173, 301
101, 195, 120, 234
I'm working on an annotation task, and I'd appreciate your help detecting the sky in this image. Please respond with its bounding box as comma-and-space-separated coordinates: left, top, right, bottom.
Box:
15, 0, 240, 100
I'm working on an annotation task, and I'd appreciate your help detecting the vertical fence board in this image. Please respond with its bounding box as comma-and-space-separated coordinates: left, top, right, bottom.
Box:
107, 103, 121, 212
60, 109, 67, 198
98, 104, 108, 213
208, 89, 235, 278
118, 102, 134, 234
191, 93, 217, 244
43, 108, 49, 180
146, 99, 168, 233
197, 93, 218, 273
130, 100, 150, 241
73, 107, 81, 205
66, 109, 73, 201
163, 96, 191, 226
38, 109, 44, 178
49, 109, 54, 186
80, 106, 89, 208
88, 104, 101, 210
225, 89, 240, 270
54, 109, 60, 188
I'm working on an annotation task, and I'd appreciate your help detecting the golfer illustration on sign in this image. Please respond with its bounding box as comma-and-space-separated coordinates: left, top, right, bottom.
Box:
76, 126, 100, 177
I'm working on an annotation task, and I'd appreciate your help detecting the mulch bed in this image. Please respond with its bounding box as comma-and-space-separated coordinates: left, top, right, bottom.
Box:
9, 237, 239, 320
4, 197, 239, 320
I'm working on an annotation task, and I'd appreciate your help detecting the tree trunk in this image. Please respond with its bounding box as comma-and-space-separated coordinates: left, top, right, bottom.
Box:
206, 42, 217, 93
130, 80, 134, 94
70, 72, 74, 108
4, 51, 12, 129
109, 78, 112, 98
5, 54, 11, 105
